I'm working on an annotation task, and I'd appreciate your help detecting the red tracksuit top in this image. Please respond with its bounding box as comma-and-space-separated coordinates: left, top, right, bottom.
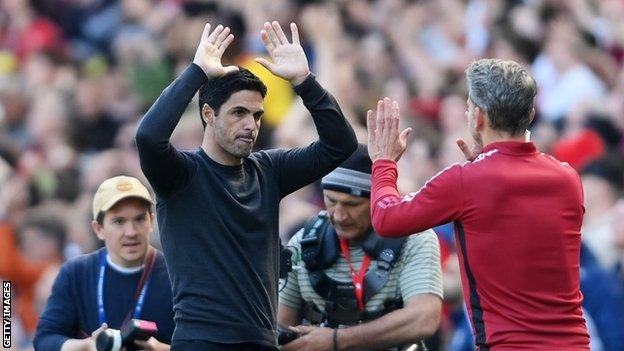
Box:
371, 141, 590, 351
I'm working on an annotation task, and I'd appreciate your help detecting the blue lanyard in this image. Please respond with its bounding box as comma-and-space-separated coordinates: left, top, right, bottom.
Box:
97, 250, 151, 325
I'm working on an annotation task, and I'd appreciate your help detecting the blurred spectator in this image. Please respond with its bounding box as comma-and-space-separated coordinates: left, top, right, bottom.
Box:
69, 76, 121, 152
0, 0, 66, 61
581, 154, 624, 270
552, 113, 623, 170
0, 211, 66, 341
614, 199, 624, 267
580, 243, 624, 351
534, 19, 608, 125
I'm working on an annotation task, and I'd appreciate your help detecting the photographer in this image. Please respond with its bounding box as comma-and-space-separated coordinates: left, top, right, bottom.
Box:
278, 145, 442, 351
34, 176, 174, 351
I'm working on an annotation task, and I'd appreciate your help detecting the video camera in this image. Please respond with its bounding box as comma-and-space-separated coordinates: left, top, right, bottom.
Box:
96, 319, 158, 351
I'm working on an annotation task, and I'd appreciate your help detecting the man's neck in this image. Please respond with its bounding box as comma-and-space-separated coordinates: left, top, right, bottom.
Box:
347, 237, 367, 247
106, 254, 145, 273
481, 129, 526, 147
343, 230, 373, 247
201, 138, 242, 166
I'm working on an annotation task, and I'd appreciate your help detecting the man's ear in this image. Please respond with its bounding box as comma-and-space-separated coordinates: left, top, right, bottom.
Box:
92, 220, 105, 241
475, 106, 487, 132
529, 107, 536, 124
202, 104, 215, 126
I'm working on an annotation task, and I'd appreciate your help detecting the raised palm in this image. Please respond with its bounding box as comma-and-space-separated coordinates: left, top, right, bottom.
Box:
193, 23, 239, 78
255, 21, 310, 86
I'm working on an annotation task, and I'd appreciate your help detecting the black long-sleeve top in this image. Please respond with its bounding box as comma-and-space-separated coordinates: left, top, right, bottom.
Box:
135, 64, 357, 347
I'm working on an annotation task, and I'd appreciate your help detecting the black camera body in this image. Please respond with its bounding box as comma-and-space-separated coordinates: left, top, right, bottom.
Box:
279, 245, 293, 279
96, 319, 158, 351
277, 325, 299, 346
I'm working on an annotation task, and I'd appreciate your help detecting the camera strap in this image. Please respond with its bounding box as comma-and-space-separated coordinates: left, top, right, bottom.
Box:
97, 248, 156, 326
338, 238, 370, 310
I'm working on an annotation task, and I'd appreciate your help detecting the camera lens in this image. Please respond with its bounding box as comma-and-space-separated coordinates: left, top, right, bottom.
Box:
96, 329, 122, 351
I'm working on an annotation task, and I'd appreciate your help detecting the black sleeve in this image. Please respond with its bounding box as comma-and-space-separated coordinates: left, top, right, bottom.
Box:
135, 64, 207, 197
274, 74, 357, 197
33, 264, 78, 350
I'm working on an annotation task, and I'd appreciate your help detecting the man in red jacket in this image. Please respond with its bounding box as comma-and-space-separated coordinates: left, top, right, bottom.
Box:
366, 59, 590, 350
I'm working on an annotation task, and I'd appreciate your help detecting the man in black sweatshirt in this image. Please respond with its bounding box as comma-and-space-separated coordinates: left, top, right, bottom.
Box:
135, 21, 357, 351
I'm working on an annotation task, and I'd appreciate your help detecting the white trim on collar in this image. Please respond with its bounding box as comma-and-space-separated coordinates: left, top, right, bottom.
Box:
106, 254, 144, 274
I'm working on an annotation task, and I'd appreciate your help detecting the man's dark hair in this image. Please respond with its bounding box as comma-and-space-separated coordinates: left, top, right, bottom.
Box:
584, 114, 623, 149
581, 153, 624, 193
466, 59, 537, 136
198, 68, 267, 128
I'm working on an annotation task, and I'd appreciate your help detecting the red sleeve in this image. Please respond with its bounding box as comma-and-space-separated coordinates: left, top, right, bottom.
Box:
371, 159, 464, 237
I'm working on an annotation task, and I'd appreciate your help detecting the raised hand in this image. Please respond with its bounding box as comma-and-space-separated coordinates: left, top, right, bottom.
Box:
255, 21, 310, 86
193, 23, 239, 78
456, 138, 483, 162
367, 98, 412, 163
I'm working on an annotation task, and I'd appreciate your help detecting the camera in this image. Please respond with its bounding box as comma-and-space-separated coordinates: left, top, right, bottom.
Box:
279, 245, 293, 279
277, 325, 299, 346
96, 319, 158, 351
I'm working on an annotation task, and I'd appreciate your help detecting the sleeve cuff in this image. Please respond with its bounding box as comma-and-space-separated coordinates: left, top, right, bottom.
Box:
49, 335, 71, 351
373, 159, 397, 168
185, 63, 209, 90
293, 73, 324, 102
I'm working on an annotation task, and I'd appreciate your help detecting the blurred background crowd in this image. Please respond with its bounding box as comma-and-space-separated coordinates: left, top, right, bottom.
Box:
1, 0, 623, 350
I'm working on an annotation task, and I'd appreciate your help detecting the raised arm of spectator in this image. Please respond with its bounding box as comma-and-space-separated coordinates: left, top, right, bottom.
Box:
384, 9, 444, 98
135, 23, 238, 197
255, 21, 357, 197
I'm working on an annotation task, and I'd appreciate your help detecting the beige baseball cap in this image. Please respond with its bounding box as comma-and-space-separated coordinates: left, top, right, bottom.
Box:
92, 176, 154, 220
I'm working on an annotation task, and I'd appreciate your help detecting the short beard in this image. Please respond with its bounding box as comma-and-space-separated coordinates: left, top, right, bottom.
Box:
471, 130, 483, 148
230, 143, 253, 158
217, 136, 254, 160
